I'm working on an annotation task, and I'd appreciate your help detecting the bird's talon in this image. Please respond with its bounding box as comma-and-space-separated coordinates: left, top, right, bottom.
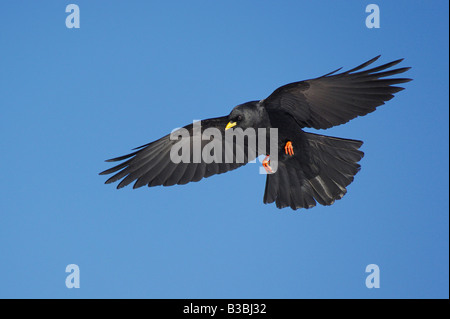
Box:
262, 156, 273, 173
285, 141, 294, 156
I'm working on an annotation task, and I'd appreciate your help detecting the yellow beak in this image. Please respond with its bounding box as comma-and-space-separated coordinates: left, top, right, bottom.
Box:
225, 121, 237, 130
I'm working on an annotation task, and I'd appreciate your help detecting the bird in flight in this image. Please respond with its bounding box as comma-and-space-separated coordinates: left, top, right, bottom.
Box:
100, 56, 411, 210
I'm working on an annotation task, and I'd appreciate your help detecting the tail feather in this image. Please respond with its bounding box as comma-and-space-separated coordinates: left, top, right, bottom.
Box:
263, 132, 364, 210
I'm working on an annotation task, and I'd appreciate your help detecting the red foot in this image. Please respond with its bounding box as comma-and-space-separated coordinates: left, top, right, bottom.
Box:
262, 155, 273, 173
285, 141, 294, 156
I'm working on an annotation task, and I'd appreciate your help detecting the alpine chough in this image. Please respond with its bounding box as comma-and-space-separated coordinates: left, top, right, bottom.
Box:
100, 56, 412, 210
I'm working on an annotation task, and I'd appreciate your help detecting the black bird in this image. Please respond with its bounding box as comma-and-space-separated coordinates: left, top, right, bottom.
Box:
100, 56, 411, 210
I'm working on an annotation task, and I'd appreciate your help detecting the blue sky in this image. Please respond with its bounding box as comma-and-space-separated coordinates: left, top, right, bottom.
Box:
0, 1, 448, 298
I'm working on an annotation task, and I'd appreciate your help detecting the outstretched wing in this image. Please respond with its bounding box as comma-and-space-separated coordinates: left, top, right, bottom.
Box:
262, 56, 412, 129
100, 116, 255, 189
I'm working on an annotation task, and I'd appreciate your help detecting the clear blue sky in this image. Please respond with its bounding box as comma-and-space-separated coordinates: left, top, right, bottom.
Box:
0, 1, 448, 299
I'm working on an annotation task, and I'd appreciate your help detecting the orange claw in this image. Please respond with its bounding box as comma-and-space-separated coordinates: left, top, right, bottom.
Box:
285, 141, 294, 156
262, 155, 273, 173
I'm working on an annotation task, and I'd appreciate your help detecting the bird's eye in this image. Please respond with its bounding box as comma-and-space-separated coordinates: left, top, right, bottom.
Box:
237, 115, 242, 121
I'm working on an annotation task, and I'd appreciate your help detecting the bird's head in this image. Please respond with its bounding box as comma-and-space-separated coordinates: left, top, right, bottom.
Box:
225, 101, 269, 131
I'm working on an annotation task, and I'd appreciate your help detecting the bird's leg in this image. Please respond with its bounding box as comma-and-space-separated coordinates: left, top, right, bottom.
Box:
284, 141, 294, 156
262, 155, 273, 173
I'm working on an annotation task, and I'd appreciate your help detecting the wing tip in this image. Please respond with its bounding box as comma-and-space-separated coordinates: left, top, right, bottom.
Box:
371, 54, 382, 63
116, 182, 126, 189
